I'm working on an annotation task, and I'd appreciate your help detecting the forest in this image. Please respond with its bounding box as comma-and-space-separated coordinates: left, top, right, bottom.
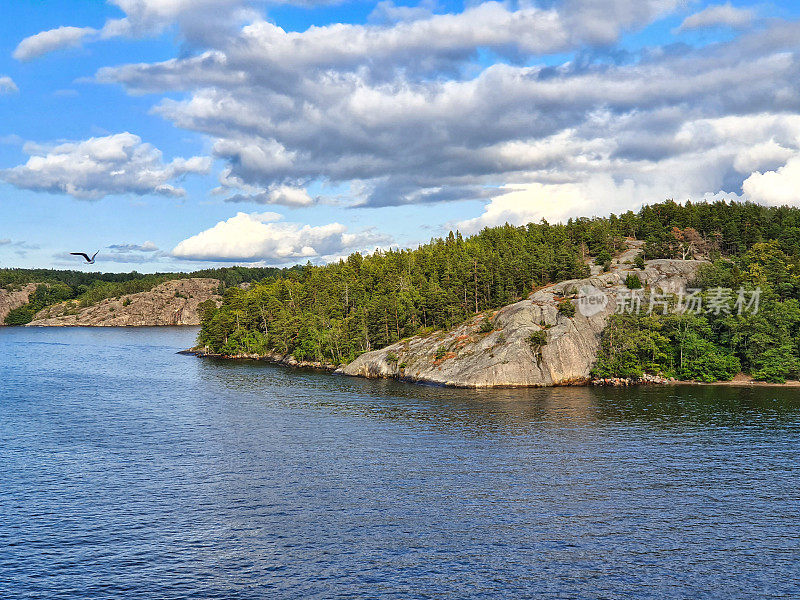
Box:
196, 200, 800, 383
593, 240, 800, 382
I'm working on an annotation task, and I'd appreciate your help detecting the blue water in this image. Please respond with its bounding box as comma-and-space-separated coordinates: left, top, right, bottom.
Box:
1, 326, 799, 599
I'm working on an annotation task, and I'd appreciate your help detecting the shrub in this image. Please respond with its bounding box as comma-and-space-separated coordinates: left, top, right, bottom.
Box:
634, 254, 646, 269
595, 250, 612, 266
478, 317, 494, 333
386, 351, 399, 363
557, 299, 576, 317
527, 330, 547, 349
122, 297, 132, 306
625, 274, 643, 289
435, 346, 447, 360
527, 330, 547, 363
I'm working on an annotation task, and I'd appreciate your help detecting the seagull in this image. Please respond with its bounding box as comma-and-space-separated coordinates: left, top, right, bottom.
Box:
70, 251, 99, 264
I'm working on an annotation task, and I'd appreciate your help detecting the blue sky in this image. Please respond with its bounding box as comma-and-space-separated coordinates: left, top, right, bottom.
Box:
1, 0, 798, 272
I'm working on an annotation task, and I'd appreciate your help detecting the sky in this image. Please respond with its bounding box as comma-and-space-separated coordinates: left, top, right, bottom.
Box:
1, 0, 800, 272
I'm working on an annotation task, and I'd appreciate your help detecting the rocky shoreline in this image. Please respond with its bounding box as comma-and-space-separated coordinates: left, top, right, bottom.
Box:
591, 374, 675, 386
0, 283, 38, 324
338, 256, 704, 388
180, 349, 339, 372
184, 348, 799, 388
184, 249, 709, 389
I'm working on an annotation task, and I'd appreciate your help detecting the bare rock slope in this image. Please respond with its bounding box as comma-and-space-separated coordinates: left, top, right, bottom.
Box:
340, 254, 705, 387
0, 283, 39, 324
27, 278, 222, 327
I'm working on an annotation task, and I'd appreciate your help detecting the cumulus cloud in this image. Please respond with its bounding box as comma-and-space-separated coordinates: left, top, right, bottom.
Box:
0, 76, 18, 94
172, 212, 390, 263
677, 2, 754, 32
13, 26, 97, 61
16, 0, 345, 60
742, 156, 800, 206
562, 0, 685, 46
98, 1, 687, 92
95, 19, 800, 210
24, 0, 680, 61
0, 133, 211, 199
33, 0, 800, 222
214, 168, 315, 206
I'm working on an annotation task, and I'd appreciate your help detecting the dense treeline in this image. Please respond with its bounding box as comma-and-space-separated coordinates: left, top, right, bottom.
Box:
199, 200, 800, 372
594, 241, 800, 383
198, 224, 594, 361
1, 265, 292, 325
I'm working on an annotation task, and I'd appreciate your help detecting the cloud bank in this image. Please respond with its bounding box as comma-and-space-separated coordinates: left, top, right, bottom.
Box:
12, 0, 800, 261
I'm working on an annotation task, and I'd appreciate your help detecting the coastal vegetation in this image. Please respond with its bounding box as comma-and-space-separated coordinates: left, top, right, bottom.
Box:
197, 223, 591, 362
198, 200, 800, 382
594, 240, 800, 382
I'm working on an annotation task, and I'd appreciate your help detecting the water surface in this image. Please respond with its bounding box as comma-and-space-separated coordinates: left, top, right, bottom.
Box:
2, 327, 799, 599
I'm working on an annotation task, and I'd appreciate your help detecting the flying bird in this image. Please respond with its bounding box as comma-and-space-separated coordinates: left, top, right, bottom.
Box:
70, 251, 99, 264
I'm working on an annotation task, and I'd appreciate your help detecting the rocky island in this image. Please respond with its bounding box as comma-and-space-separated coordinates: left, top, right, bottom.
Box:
191, 244, 706, 387
193, 201, 800, 386
25, 278, 222, 327
339, 255, 702, 387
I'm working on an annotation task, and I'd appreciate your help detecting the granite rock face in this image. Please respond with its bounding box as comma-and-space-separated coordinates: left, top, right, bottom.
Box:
27, 278, 222, 327
339, 257, 705, 388
0, 283, 38, 325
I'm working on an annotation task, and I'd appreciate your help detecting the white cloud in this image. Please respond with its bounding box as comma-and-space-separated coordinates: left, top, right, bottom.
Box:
108, 241, 160, 252
89, 13, 800, 212
456, 177, 742, 233
563, 0, 684, 45
457, 112, 800, 230
677, 2, 754, 32
13, 26, 97, 61
0, 76, 18, 94
103, 240, 166, 262
225, 185, 314, 207
29, 0, 800, 224
172, 212, 389, 263
233, 4, 571, 73
742, 156, 800, 206
16, 0, 344, 60
0, 133, 211, 199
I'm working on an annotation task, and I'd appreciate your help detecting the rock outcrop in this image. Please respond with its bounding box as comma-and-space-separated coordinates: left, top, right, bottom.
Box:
339, 255, 705, 387
0, 283, 39, 325
27, 278, 222, 327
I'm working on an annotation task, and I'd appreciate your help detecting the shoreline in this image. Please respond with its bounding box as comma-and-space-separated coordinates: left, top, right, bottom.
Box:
183, 349, 800, 389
